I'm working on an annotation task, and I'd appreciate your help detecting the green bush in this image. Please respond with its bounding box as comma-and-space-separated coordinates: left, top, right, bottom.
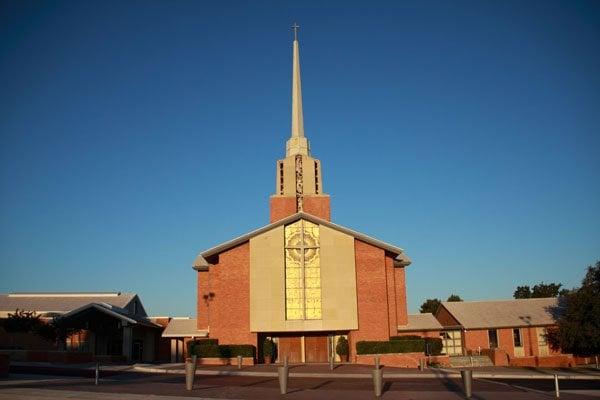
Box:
187, 339, 218, 356
356, 339, 425, 355
263, 338, 276, 357
424, 338, 443, 356
390, 335, 422, 341
188, 342, 255, 358
335, 336, 349, 356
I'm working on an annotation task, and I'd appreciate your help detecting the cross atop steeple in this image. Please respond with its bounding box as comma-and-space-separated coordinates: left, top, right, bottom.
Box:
292, 22, 300, 41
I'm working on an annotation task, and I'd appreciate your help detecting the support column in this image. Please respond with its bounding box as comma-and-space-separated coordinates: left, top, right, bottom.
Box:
122, 325, 133, 362
170, 339, 177, 363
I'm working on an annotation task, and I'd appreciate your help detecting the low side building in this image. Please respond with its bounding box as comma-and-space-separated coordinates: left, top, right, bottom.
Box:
434, 298, 572, 366
0, 292, 162, 362
397, 313, 443, 339
160, 317, 207, 362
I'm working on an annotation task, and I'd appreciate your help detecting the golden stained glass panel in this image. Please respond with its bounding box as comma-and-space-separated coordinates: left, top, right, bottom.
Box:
284, 219, 322, 321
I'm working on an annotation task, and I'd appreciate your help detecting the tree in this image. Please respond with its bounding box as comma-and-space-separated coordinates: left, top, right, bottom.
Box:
514, 286, 532, 299
513, 282, 564, 299
420, 298, 441, 314
547, 262, 600, 356
447, 294, 463, 302
0, 309, 69, 345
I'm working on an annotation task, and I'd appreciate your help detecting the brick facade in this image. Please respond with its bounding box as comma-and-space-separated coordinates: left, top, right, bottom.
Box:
269, 195, 331, 222
302, 196, 330, 221
269, 196, 297, 223
349, 240, 409, 361
196, 243, 256, 346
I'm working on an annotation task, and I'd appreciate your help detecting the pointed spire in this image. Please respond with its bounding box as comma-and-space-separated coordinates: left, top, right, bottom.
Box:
291, 34, 304, 138
286, 23, 310, 157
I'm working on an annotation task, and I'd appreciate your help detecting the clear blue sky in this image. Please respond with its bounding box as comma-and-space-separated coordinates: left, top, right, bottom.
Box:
1, 1, 599, 317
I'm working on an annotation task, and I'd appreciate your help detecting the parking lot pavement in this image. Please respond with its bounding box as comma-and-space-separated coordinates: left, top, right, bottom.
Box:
1, 372, 599, 399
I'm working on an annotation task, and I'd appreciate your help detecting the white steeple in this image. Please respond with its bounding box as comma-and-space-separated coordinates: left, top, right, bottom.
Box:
286, 23, 310, 157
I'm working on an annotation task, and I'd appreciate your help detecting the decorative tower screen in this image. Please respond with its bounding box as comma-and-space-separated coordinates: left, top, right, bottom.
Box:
284, 220, 322, 320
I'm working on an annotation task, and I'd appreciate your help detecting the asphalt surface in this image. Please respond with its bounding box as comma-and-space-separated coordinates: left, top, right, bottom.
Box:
1, 371, 600, 400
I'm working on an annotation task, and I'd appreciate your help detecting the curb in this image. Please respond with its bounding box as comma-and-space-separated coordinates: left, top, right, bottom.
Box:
132, 366, 600, 380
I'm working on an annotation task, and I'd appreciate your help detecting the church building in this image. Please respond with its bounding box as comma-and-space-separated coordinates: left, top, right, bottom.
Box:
192, 30, 416, 363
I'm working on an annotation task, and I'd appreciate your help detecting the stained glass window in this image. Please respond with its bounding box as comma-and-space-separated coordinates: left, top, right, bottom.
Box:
284, 220, 322, 320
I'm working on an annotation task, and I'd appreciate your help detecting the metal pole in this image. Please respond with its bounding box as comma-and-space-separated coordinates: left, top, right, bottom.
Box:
374, 355, 380, 369
461, 370, 472, 399
237, 355, 243, 370
94, 362, 99, 386
372, 368, 383, 397
185, 359, 196, 391
278, 365, 289, 395
595, 355, 599, 369
329, 355, 334, 371
554, 374, 560, 398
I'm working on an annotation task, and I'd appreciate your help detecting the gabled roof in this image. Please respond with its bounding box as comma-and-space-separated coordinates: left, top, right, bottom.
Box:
161, 318, 208, 338
193, 212, 411, 270
59, 303, 161, 329
439, 298, 558, 330
398, 313, 443, 332
0, 292, 136, 315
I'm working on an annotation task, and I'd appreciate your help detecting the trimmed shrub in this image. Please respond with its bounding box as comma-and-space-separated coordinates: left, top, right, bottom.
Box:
390, 335, 422, 341
187, 339, 218, 356
188, 342, 255, 358
335, 336, 349, 356
356, 339, 425, 355
263, 338, 276, 357
424, 338, 443, 356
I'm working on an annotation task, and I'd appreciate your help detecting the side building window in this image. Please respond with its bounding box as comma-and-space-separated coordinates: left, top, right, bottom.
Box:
488, 329, 498, 348
513, 328, 522, 347
284, 220, 322, 320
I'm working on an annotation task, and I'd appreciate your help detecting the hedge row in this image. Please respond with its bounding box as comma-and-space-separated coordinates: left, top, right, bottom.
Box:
356, 337, 443, 356
187, 340, 255, 358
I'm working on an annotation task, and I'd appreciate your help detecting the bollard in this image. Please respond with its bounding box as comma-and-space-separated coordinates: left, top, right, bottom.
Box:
374, 355, 380, 370
372, 367, 383, 397
461, 370, 473, 399
185, 358, 196, 391
554, 374, 560, 398
278, 365, 289, 395
95, 362, 99, 386
237, 355, 243, 370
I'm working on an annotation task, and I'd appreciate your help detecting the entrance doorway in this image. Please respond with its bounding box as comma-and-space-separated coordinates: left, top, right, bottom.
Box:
274, 334, 334, 363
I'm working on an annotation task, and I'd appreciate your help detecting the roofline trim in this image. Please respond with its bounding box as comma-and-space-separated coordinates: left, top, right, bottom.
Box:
59, 303, 138, 324
193, 212, 407, 268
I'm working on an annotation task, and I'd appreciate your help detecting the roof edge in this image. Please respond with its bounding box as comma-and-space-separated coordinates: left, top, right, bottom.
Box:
192, 212, 408, 268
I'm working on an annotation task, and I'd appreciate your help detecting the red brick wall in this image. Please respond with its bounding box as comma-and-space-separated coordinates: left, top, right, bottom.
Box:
465, 327, 554, 358
350, 240, 390, 361
197, 271, 210, 330
385, 254, 398, 337
464, 329, 489, 351
303, 196, 331, 221
356, 353, 450, 368
196, 242, 256, 347
435, 306, 461, 327
269, 196, 297, 222
497, 328, 515, 356
393, 265, 408, 326
269, 196, 331, 222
